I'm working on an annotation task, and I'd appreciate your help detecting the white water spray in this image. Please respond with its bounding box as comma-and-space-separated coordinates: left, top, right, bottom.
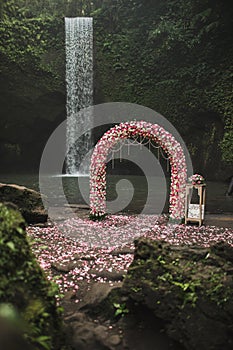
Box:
65, 17, 93, 174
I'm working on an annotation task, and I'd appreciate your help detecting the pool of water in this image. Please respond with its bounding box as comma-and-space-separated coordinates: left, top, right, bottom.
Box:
0, 173, 232, 214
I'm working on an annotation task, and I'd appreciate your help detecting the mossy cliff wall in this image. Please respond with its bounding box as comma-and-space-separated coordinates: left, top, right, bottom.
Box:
0, 1, 232, 178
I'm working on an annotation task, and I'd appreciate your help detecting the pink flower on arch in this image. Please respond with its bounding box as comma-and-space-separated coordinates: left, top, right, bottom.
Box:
90, 121, 187, 220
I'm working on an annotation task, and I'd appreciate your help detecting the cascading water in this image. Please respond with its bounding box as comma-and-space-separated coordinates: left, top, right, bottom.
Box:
65, 17, 93, 174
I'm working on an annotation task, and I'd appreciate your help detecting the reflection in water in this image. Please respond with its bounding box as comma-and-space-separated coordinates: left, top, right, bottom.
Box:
0, 174, 232, 214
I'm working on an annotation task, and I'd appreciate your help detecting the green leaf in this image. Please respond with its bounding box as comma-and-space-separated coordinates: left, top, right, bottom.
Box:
17, 227, 24, 234
6, 241, 15, 251
35, 335, 51, 350
114, 309, 123, 316
40, 245, 49, 250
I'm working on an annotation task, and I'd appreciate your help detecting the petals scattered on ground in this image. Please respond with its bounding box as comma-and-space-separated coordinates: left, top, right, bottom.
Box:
27, 214, 233, 297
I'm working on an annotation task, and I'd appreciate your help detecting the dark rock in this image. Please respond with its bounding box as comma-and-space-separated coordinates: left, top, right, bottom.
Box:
64, 312, 87, 324
122, 238, 233, 350
33, 222, 50, 228
64, 310, 122, 350
94, 325, 108, 341
211, 241, 233, 263
119, 304, 183, 350
78, 283, 122, 317
81, 255, 96, 261
0, 183, 47, 224
65, 312, 111, 350
1, 201, 18, 211
52, 260, 83, 273
70, 320, 109, 350
95, 326, 123, 349
106, 335, 121, 346
63, 290, 77, 301
89, 269, 126, 281
73, 253, 96, 261
111, 248, 134, 256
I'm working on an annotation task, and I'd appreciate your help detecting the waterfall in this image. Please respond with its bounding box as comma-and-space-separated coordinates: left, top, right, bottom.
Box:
65, 17, 93, 175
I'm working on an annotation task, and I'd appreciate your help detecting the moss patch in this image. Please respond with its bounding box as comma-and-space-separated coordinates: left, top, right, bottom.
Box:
122, 238, 233, 350
0, 203, 63, 349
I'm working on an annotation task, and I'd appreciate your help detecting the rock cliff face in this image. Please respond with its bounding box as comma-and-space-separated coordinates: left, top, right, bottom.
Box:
0, 56, 65, 172
122, 238, 233, 350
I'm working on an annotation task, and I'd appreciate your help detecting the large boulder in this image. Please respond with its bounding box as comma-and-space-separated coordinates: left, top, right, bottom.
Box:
122, 238, 233, 350
0, 203, 62, 349
0, 183, 47, 224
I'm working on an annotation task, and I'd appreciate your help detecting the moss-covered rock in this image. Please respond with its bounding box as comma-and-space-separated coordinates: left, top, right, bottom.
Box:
0, 183, 47, 224
0, 203, 62, 349
122, 238, 233, 350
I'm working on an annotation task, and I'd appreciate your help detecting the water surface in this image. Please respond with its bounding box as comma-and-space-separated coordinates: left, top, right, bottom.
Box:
0, 174, 232, 214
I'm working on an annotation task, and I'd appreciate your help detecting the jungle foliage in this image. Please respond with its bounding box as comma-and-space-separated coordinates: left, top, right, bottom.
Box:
0, 0, 232, 175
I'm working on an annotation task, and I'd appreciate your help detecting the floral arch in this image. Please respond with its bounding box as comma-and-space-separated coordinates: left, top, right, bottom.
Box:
90, 121, 187, 220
